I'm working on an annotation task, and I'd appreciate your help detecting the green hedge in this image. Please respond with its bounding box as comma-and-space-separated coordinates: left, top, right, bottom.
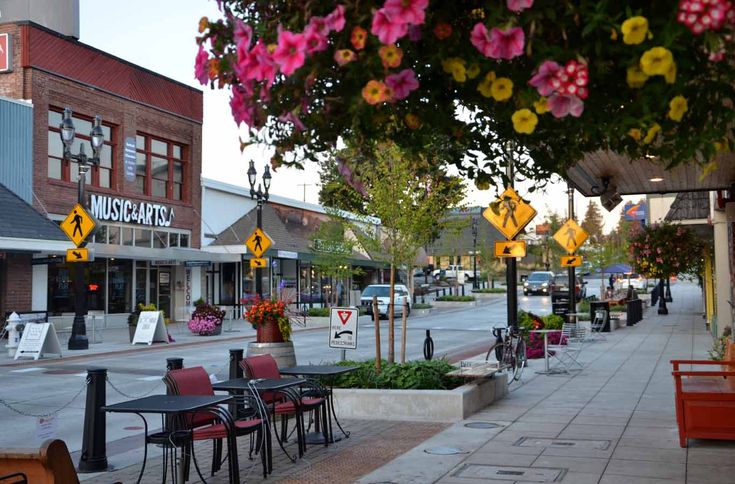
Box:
435, 295, 475, 302
307, 307, 330, 317
472, 288, 507, 293
333, 359, 464, 390
413, 303, 433, 309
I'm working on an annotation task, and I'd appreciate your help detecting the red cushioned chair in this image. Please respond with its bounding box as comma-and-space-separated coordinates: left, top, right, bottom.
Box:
241, 354, 328, 457
163, 366, 269, 479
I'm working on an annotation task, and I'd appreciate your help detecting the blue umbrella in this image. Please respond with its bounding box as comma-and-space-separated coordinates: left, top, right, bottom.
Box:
603, 263, 632, 274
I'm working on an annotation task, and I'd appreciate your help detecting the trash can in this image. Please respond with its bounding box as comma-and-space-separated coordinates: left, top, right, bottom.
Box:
590, 301, 611, 332
552, 301, 569, 319
626, 299, 642, 325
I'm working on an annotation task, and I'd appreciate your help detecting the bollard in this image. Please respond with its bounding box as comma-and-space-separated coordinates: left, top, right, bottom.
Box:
442, 288, 446, 297
166, 357, 184, 372
421, 293, 425, 304
228, 349, 244, 380
78, 368, 108, 473
423, 330, 434, 361
665, 279, 673, 302
461, 285, 465, 296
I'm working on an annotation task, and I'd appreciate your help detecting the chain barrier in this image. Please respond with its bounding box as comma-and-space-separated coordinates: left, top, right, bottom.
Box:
0, 376, 89, 418
105, 375, 162, 399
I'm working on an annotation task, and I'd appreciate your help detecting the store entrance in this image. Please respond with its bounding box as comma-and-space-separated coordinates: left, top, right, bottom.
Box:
156, 268, 172, 320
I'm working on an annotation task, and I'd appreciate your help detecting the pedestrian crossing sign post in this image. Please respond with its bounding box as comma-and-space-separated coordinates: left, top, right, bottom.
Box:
553, 219, 588, 254
483, 187, 537, 240
245, 228, 273, 258
494, 241, 527, 258
60, 203, 96, 247
250, 257, 267, 269
561, 255, 583, 267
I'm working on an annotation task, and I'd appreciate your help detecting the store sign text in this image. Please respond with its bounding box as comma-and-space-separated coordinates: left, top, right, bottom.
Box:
90, 194, 175, 227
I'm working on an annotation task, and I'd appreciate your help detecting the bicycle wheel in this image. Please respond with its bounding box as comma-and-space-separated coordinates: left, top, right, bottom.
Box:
485, 342, 504, 363
502, 340, 515, 378
513, 339, 527, 381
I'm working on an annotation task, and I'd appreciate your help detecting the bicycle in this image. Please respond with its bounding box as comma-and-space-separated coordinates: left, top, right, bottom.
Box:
485, 325, 527, 383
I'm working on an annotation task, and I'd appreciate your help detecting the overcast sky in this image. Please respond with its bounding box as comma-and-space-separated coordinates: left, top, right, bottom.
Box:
79, 0, 636, 232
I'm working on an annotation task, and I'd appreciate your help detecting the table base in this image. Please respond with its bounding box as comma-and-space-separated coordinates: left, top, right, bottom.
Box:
304, 432, 343, 445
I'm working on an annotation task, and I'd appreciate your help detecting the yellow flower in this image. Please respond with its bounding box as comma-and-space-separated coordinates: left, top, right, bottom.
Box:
466, 64, 481, 79
640, 47, 674, 76
477, 72, 497, 98
441, 58, 467, 82
490, 77, 513, 102
379, 44, 403, 68
700, 161, 719, 181
667, 95, 688, 122
484, 71, 496, 82
534, 97, 549, 114
512, 109, 538, 134
628, 128, 642, 141
621, 16, 649, 45
714, 139, 730, 152
610, 28, 618, 41
643, 123, 661, 144
362, 80, 387, 105
626, 66, 648, 88
665, 62, 676, 84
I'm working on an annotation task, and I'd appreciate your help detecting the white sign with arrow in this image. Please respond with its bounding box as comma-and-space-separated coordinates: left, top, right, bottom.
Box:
328, 307, 359, 350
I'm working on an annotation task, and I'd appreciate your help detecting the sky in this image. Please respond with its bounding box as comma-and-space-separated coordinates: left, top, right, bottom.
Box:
78, 0, 637, 233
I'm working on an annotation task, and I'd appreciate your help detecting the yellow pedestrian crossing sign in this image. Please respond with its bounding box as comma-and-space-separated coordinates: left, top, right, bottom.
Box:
483, 187, 537, 240
561, 255, 583, 267
66, 248, 92, 263
60, 203, 96, 247
494, 241, 527, 258
553, 219, 588, 254
250, 257, 267, 269
245, 228, 272, 258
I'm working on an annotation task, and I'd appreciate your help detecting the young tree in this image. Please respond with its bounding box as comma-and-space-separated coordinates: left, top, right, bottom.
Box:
310, 217, 363, 306
347, 142, 465, 363
581, 201, 605, 244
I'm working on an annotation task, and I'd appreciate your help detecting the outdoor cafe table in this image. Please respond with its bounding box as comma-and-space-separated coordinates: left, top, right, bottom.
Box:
212, 377, 306, 472
103, 394, 238, 484
529, 329, 565, 375
279, 365, 359, 443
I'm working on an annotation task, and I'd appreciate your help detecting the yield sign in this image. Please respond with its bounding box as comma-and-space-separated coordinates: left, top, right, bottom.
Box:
337, 310, 352, 326
329, 307, 359, 350
553, 219, 589, 254
483, 187, 537, 240
60, 203, 96, 247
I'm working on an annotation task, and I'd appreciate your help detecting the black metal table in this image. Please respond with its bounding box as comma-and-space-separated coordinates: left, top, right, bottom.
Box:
103, 394, 238, 484
279, 365, 359, 443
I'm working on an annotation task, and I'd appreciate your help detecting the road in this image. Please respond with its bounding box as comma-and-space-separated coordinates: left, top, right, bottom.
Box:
0, 291, 554, 454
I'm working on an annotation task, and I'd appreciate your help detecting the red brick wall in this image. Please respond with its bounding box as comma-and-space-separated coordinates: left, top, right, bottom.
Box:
0, 24, 26, 99
0, 254, 33, 316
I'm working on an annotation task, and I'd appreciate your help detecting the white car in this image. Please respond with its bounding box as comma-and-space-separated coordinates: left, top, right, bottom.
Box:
617, 273, 647, 290
431, 265, 474, 283
360, 284, 411, 318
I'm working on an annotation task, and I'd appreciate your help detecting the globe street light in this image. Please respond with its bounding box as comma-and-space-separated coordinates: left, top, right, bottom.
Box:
59, 107, 103, 350
247, 160, 271, 298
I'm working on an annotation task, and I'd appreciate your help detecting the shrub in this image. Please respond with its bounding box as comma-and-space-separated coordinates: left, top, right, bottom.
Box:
472, 288, 507, 293
307, 307, 330, 317
127, 303, 159, 326
542, 314, 565, 330
412, 303, 433, 309
333, 359, 464, 390
435, 295, 475, 302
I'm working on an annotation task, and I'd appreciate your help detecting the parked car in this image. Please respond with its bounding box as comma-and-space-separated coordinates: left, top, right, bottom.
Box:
616, 273, 647, 290
523, 271, 555, 296
360, 284, 411, 318
431, 265, 474, 283
551, 273, 587, 301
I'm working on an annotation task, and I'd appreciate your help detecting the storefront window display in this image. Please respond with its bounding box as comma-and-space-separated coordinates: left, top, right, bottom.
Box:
47, 259, 132, 315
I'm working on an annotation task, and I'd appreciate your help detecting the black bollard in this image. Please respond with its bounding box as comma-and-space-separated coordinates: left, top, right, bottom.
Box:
461, 285, 465, 296
423, 330, 434, 361
166, 357, 184, 372
657, 278, 669, 315
229, 349, 244, 379
78, 368, 108, 473
665, 278, 672, 302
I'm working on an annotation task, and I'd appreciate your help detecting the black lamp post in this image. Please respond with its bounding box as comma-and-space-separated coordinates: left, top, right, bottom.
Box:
247, 160, 271, 298
60, 107, 104, 351
471, 217, 478, 289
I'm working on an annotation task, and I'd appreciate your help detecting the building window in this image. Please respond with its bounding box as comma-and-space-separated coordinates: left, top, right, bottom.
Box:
48, 109, 114, 188
135, 133, 186, 201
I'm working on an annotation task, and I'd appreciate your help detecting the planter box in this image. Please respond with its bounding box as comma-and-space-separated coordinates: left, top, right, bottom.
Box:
412, 308, 432, 317
471, 291, 506, 299
431, 300, 477, 309
332, 375, 507, 422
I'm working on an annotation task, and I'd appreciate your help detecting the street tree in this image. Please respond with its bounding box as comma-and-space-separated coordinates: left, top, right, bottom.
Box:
310, 217, 364, 306
581, 201, 604, 244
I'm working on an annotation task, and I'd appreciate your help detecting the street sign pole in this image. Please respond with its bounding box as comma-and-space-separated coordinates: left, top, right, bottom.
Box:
256, 199, 263, 299
70, 165, 91, 350
506, 163, 518, 329
567, 183, 577, 320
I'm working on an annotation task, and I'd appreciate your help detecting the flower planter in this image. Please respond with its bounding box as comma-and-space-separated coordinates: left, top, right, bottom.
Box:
246, 341, 296, 369
256, 322, 284, 343
197, 323, 223, 336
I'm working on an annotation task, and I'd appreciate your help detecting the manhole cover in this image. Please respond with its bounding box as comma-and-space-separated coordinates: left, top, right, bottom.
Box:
453, 464, 566, 482
423, 446, 468, 455
514, 437, 610, 450
464, 422, 503, 429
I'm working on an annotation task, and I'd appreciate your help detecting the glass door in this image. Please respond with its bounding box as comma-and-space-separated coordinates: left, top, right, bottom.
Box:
157, 268, 172, 320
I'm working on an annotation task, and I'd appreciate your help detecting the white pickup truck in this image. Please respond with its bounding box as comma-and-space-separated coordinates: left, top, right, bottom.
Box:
432, 265, 474, 282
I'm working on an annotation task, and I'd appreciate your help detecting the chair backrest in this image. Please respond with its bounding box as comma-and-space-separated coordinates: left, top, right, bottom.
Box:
164, 367, 216, 428
561, 323, 576, 338
241, 354, 281, 380
0, 439, 78, 484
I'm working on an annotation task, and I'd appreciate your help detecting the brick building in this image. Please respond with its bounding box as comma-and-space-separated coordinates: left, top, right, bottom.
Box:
0, 3, 234, 326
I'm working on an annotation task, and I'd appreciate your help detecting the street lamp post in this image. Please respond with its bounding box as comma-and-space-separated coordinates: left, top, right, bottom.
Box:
471, 218, 478, 289
59, 107, 104, 350
247, 160, 272, 299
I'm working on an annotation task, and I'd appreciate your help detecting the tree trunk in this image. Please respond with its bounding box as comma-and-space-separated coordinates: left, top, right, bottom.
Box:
373, 296, 381, 374
388, 264, 395, 363
401, 299, 408, 363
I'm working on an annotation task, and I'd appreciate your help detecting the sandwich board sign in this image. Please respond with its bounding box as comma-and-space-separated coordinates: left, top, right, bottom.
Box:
131, 311, 169, 346
14, 323, 62, 360
328, 307, 358, 350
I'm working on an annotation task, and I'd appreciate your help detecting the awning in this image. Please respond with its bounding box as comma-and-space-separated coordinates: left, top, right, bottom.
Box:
86, 243, 241, 263
0, 236, 73, 253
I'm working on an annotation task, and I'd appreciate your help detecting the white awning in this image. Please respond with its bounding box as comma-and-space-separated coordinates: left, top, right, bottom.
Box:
0, 237, 73, 253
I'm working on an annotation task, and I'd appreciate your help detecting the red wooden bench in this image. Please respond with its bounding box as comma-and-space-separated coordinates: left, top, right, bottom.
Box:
671, 342, 735, 447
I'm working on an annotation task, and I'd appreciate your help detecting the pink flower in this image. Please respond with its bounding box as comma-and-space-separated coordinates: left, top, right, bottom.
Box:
326, 5, 346, 32
470, 23, 492, 57
273, 30, 307, 75
384, 0, 429, 25
488, 26, 525, 60
233, 20, 253, 48
237, 40, 277, 87
279, 111, 306, 132
529, 60, 561, 95
408, 24, 423, 41
507, 0, 534, 12
547, 93, 584, 118
194, 45, 210, 85
385, 69, 419, 100
371, 8, 408, 44
308, 16, 330, 36
230, 83, 255, 127
304, 24, 329, 54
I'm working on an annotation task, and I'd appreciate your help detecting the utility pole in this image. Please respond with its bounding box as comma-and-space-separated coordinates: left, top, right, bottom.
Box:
567, 183, 577, 319
506, 162, 518, 329
297, 183, 312, 202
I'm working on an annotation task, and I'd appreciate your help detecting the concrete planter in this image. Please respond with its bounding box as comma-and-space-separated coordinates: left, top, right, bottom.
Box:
412, 308, 433, 317
431, 300, 477, 309
471, 291, 506, 299
332, 375, 507, 422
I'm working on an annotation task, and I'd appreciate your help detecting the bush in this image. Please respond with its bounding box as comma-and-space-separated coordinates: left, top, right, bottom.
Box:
191, 302, 225, 324
307, 307, 330, 317
541, 314, 565, 330
333, 359, 464, 390
578, 299, 591, 314
128, 303, 158, 326
435, 295, 475, 302
472, 288, 507, 293
412, 303, 433, 309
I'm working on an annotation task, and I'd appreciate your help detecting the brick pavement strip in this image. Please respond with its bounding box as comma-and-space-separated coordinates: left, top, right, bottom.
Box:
94, 419, 446, 483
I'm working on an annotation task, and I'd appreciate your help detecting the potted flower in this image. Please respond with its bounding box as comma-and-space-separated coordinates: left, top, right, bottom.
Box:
187, 301, 226, 336
244, 297, 292, 343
